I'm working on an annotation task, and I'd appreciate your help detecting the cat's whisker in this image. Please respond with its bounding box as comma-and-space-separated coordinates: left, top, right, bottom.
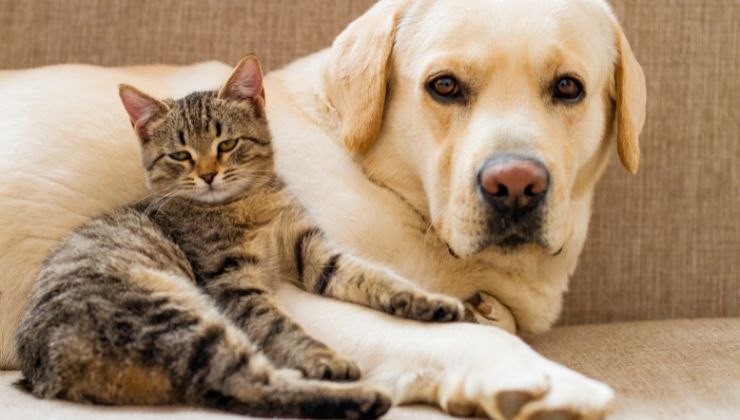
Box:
144, 190, 182, 216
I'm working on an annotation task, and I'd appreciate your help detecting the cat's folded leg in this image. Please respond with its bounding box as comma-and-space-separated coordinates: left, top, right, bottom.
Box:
16, 267, 390, 418
290, 227, 465, 322
139, 291, 389, 419
202, 271, 361, 381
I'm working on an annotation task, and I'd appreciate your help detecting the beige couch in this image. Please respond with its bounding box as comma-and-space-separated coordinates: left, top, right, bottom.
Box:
1, 0, 738, 418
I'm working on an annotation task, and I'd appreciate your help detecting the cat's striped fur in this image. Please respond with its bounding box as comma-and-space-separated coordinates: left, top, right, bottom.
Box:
15, 57, 463, 418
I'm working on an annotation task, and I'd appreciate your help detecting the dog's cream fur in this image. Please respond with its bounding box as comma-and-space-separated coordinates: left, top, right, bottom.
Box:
0, 0, 645, 417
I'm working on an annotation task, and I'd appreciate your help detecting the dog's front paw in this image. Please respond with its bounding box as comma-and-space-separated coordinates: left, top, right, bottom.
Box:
464, 291, 517, 333
438, 328, 614, 419
388, 291, 465, 322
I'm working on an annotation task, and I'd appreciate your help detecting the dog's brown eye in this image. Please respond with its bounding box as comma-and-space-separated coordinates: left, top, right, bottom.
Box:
433, 77, 458, 96
553, 76, 584, 102
427, 75, 463, 102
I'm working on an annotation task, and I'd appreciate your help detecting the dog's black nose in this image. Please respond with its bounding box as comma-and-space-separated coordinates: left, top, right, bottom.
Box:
478, 155, 550, 214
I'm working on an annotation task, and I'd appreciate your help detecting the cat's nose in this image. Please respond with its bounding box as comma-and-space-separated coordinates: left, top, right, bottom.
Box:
199, 172, 217, 185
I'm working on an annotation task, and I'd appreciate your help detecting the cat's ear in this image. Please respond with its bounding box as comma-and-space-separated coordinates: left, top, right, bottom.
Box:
119, 84, 169, 140
218, 55, 265, 105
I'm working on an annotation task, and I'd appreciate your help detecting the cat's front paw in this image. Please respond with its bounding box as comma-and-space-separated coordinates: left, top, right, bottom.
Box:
299, 352, 361, 382
388, 291, 465, 322
308, 386, 392, 419
340, 388, 393, 419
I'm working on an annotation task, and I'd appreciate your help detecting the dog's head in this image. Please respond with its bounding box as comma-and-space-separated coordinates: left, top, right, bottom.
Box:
325, 0, 646, 259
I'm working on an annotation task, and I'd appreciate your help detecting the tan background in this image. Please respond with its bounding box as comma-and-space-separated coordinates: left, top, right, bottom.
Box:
1, 0, 737, 325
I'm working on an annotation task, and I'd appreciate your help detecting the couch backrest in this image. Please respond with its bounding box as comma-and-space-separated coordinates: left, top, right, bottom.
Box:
1, 0, 737, 325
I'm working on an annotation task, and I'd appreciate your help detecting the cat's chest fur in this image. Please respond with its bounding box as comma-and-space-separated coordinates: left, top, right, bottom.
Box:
140, 181, 297, 284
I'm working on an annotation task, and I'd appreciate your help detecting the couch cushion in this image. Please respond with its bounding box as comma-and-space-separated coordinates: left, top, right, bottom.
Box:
527, 318, 740, 419
2, 319, 737, 419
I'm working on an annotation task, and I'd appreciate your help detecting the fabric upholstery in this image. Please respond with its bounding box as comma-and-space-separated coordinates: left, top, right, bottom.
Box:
0, 0, 375, 73
0, 0, 736, 325
1, 319, 737, 419
527, 318, 740, 419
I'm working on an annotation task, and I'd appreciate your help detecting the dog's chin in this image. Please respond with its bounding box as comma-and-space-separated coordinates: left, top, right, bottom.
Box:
449, 233, 550, 260
491, 234, 561, 257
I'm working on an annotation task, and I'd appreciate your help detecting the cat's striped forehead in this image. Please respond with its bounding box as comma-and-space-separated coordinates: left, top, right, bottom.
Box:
171, 91, 222, 147
160, 90, 265, 153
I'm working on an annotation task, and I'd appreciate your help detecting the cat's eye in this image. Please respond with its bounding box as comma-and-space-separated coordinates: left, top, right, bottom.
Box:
169, 151, 192, 161
218, 138, 239, 153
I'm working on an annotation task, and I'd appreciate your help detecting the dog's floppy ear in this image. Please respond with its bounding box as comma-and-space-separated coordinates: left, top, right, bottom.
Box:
613, 23, 647, 174
324, 0, 409, 155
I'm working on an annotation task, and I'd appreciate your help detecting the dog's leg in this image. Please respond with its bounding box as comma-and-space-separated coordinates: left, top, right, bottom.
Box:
275, 283, 614, 420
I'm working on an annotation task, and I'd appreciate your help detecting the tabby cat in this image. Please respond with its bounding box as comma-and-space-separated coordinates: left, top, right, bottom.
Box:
14, 56, 465, 418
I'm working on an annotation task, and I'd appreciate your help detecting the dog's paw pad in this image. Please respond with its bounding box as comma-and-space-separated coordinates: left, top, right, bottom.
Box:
497, 390, 539, 419
447, 401, 486, 417
527, 409, 582, 420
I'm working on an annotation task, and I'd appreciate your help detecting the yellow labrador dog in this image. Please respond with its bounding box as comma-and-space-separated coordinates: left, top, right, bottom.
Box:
0, 0, 644, 418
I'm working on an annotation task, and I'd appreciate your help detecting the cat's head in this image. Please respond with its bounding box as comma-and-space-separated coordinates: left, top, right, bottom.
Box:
119, 56, 271, 203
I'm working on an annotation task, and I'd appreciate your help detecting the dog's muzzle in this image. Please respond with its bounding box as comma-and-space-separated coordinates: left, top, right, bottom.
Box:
477, 154, 550, 248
